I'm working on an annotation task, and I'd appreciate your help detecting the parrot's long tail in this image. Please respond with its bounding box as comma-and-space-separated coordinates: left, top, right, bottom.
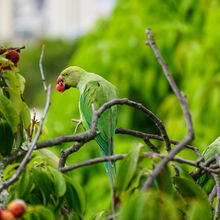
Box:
104, 160, 116, 185
197, 173, 211, 188
97, 137, 116, 214
96, 135, 117, 185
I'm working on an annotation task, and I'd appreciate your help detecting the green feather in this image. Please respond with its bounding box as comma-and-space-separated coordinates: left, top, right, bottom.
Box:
197, 137, 220, 192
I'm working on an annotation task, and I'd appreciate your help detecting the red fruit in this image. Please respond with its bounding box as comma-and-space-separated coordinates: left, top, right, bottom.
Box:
56, 83, 65, 92
1, 210, 15, 220
57, 76, 63, 84
0, 206, 2, 218
7, 199, 26, 217
6, 50, 20, 67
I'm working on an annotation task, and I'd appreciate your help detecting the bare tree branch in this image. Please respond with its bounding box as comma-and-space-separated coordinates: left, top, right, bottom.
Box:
191, 155, 217, 180
0, 85, 51, 192
39, 44, 47, 91
142, 29, 194, 191
144, 137, 160, 153
58, 142, 85, 169
116, 127, 200, 156
209, 185, 217, 210
212, 173, 220, 220
59, 152, 207, 173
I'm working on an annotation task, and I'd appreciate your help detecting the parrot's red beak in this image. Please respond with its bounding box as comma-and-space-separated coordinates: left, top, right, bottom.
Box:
56, 76, 65, 93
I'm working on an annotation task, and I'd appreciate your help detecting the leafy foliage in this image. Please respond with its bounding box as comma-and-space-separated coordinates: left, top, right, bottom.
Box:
0, 49, 31, 156
7, 154, 86, 219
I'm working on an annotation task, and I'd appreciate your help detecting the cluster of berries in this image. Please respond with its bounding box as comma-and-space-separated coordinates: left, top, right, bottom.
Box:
0, 200, 26, 220
0, 47, 21, 70
5, 50, 20, 67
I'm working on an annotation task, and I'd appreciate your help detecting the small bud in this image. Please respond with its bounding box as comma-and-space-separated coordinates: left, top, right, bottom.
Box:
7, 199, 26, 217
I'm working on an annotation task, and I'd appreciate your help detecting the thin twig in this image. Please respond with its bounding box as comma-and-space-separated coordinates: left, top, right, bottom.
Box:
142, 29, 194, 191
191, 155, 217, 180
39, 44, 47, 91
116, 128, 198, 155
144, 137, 160, 153
209, 185, 217, 209
59, 152, 204, 173
58, 142, 85, 169
0, 85, 51, 192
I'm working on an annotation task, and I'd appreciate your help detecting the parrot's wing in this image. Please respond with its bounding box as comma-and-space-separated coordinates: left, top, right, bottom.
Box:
203, 142, 220, 160
80, 80, 118, 156
197, 137, 220, 189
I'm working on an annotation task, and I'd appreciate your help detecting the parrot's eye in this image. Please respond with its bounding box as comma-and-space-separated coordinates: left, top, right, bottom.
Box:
65, 72, 69, 76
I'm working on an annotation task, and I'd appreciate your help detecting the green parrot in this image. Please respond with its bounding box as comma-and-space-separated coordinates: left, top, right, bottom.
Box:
197, 136, 220, 193
56, 66, 118, 184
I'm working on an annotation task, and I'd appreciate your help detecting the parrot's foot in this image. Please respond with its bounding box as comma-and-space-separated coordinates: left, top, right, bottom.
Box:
71, 119, 86, 134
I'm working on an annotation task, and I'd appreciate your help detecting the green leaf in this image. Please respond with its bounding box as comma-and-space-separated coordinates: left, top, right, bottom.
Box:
91, 211, 107, 220
172, 163, 193, 179
186, 200, 212, 220
115, 146, 140, 194
32, 169, 53, 205
48, 167, 66, 197
155, 165, 173, 194
173, 177, 208, 200
0, 57, 14, 68
36, 149, 59, 168
64, 175, 86, 215
3, 163, 20, 180
21, 101, 31, 129
118, 192, 182, 220
5, 87, 23, 114
2, 71, 21, 90
17, 168, 33, 199
173, 177, 212, 218
15, 118, 26, 149
0, 92, 19, 133
16, 73, 25, 94
0, 119, 14, 155
23, 206, 55, 220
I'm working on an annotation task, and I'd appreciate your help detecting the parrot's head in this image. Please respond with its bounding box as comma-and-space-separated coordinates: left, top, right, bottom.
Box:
56, 66, 86, 92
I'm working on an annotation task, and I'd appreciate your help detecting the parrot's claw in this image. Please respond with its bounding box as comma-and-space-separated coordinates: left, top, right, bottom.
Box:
71, 119, 86, 134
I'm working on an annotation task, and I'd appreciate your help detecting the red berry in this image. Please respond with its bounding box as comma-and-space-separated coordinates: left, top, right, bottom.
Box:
7, 199, 26, 217
56, 83, 65, 92
1, 210, 15, 220
6, 50, 20, 67
0, 206, 2, 218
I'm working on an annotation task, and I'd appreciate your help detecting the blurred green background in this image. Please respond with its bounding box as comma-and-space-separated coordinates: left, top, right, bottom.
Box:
17, 0, 220, 218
